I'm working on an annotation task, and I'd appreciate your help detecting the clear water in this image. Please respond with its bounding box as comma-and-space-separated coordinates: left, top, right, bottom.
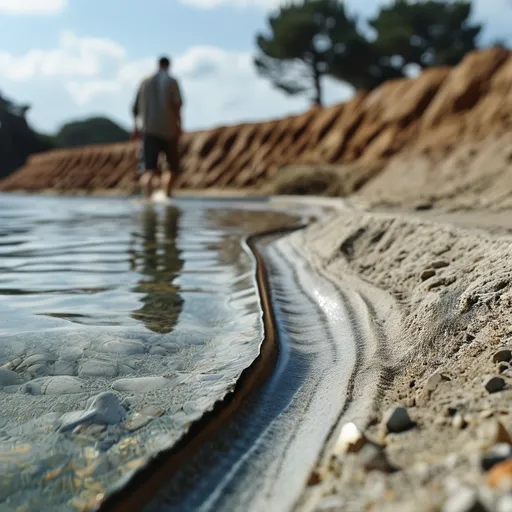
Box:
0, 194, 298, 511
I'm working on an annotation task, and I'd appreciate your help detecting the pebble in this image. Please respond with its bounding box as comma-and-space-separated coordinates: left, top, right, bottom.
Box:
112, 376, 172, 393
484, 376, 506, 394
481, 443, 512, 471
432, 260, 450, 269
493, 349, 512, 364
333, 422, 367, 454
59, 346, 84, 361
123, 405, 164, 432
383, 405, 415, 433
18, 353, 54, 370
59, 392, 126, 433
102, 339, 146, 355
79, 360, 118, 378
418, 369, 451, 404
478, 420, 512, 448
421, 269, 436, 281
487, 459, 512, 492
52, 359, 77, 376
149, 346, 168, 356
25, 363, 49, 376
498, 363, 510, 374
0, 367, 24, 387
442, 488, 486, 512
38, 376, 85, 395
360, 443, 396, 473
453, 414, 468, 429
2, 357, 22, 370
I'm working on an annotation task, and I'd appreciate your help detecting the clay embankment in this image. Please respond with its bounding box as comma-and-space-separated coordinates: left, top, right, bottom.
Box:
2, 47, 512, 202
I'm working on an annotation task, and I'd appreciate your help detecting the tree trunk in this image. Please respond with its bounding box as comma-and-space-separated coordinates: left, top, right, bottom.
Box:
312, 60, 322, 106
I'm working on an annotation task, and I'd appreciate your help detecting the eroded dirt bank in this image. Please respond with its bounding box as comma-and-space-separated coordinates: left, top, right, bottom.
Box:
290, 209, 512, 512
3, 47, 512, 202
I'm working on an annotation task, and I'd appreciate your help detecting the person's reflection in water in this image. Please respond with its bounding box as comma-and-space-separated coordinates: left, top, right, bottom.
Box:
131, 206, 184, 333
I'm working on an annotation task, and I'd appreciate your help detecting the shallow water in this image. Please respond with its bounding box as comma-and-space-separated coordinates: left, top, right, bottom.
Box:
0, 194, 299, 511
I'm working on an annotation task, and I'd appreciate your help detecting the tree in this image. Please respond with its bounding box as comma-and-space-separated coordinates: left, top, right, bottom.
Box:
55, 116, 129, 148
369, 0, 482, 70
254, 0, 397, 106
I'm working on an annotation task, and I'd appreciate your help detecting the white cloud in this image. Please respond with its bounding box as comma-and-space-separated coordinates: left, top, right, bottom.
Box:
62, 43, 352, 129
0, 31, 352, 132
0, 0, 66, 14
0, 31, 125, 81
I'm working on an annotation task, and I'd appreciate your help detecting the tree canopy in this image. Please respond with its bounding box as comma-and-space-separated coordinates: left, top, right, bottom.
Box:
255, 0, 483, 105
369, 0, 482, 70
54, 117, 130, 148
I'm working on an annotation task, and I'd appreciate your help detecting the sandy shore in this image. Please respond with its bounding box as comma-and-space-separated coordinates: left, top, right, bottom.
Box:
286, 203, 512, 512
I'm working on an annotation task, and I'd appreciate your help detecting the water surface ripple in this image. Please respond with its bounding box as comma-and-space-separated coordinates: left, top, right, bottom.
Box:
0, 194, 298, 511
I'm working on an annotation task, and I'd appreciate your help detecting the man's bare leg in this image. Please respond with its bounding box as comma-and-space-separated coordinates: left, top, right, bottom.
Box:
140, 170, 155, 199
161, 170, 173, 198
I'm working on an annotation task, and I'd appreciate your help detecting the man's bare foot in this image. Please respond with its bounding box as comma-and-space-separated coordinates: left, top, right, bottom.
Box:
140, 171, 155, 199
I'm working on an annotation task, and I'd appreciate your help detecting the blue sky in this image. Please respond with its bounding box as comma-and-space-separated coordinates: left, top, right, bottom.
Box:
0, 0, 510, 135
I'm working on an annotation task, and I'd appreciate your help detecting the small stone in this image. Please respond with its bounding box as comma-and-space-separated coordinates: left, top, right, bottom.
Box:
453, 414, 467, 430
498, 363, 510, 374
72, 424, 106, 437
21, 381, 42, 395
38, 376, 85, 395
59, 392, 126, 433
478, 420, 512, 448
25, 363, 49, 376
2, 357, 22, 371
421, 269, 436, 281
149, 346, 168, 356
383, 405, 415, 433
493, 350, 512, 364
307, 470, 323, 486
52, 360, 77, 376
484, 376, 506, 394
59, 346, 84, 361
481, 443, 512, 471
360, 443, 396, 473
102, 339, 146, 355
487, 459, 512, 492
435, 417, 447, 426
333, 422, 367, 455
79, 360, 118, 378
432, 260, 449, 269
123, 406, 164, 432
0, 368, 24, 387
18, 353, 54, 370
418, 369, 451, 405
442, 488, 486, 512
479, 410, 494, 419
112, 376, 172, 393
425, 369, 451, 391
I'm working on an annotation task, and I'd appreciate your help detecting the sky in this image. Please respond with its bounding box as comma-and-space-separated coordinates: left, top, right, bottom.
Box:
0, 0, 511, 135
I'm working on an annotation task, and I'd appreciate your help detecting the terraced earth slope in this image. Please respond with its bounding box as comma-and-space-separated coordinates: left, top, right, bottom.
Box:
2, 48, 512, 198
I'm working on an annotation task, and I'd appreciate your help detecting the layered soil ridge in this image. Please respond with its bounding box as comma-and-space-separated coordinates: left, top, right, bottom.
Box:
1, 48, 512, 195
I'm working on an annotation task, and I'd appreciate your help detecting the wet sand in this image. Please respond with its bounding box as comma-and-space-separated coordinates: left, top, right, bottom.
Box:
289, 202, 512, 512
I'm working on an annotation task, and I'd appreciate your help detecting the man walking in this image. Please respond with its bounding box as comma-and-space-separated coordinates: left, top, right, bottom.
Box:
132, 56, 183, 199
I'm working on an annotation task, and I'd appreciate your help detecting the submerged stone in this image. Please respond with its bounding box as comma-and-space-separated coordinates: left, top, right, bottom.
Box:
112, 376, 172, 393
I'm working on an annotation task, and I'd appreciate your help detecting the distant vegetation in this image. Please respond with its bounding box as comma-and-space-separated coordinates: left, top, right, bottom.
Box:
255, 0, 484, 105
0, 92, 130, 179
0, 93, 54, 180
52, 117, 130, 148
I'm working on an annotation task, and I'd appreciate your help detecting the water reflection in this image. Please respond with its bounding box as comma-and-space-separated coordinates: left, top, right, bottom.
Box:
130, 206, 184, 333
